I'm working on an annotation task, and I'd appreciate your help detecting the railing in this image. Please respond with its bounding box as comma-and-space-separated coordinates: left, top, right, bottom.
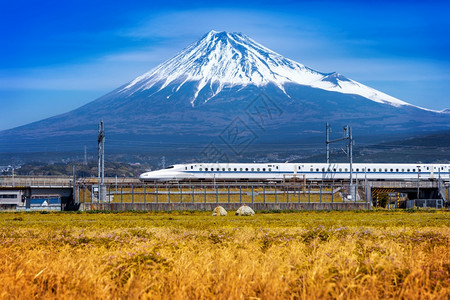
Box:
0, 176, 140, 188
369, 181, 439, 188
75, 182, 369, 205
0, 176, 73, 187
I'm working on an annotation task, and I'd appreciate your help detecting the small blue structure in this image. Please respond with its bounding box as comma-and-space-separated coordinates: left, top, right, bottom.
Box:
24, 194, 62, 211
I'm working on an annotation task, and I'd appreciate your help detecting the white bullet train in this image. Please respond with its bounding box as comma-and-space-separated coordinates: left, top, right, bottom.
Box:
139, 163, 450, 182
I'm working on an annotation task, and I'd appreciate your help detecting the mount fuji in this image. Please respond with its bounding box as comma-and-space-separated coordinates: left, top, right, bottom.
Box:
1, 30, 449, 161
121, 30, 411, 108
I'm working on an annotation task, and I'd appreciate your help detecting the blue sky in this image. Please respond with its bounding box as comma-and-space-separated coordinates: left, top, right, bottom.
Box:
1, 0, 449, 131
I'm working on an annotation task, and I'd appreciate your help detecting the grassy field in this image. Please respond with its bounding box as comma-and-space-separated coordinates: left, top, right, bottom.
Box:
0, 210, 448, 299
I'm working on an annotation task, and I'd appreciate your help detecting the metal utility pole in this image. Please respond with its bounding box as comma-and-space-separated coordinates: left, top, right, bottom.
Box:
72, 165, 77, 205
326, 122, 331, 164
325, 123, 354, 201
98, 121, 105, 202
346, 126, 353, 189
345, 126, 354, 201
417, 166, 420, 199
84, 146, 88, 166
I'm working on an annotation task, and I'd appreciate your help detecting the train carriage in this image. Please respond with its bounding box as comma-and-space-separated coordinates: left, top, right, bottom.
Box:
139, 163, 450, 182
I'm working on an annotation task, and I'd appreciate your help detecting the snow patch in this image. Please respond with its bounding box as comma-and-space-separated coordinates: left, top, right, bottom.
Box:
119, 30, 427, 110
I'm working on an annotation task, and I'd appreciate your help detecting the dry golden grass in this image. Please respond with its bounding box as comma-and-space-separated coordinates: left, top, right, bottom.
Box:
0, 211, 448, 299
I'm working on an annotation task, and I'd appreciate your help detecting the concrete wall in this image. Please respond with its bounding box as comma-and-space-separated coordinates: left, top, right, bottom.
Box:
80, 202, 372, 212
0, 190, 23, 205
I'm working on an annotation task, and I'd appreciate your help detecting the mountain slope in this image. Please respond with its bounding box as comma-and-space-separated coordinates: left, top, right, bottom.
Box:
0, 30, 448, 162
120, 30, 413, 108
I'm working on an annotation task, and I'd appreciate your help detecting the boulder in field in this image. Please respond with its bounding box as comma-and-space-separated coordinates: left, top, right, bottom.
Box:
212, 206, 227, 216
235, 205, 255, 216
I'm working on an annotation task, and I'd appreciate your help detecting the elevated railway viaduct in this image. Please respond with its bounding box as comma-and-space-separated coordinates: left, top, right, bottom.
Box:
0, 176, 448, 211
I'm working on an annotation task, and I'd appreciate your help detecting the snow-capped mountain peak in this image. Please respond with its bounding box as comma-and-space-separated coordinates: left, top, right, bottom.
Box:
121, 30, 413, 108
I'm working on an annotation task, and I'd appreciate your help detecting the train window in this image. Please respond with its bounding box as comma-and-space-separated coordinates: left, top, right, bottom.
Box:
333, 168, 336, 172
373, 169, 376, 172
240, 168, 243, 171
390, 169, 393, 172
298, 166, 301, 170
269, 168, 272, 171
396, 169, 399, 172
407, 169, 410, 172
276, 166, 279, 170
251, 168, 254, 171
191, 166, 193, 169
222, 168, 225, 171
356, 168, 359, 172
316, 168, 319, 172
310, 168, 313, 172
205, 168, 209, 171
345, 168, 348, 172
339, 168, 342, 172
228, 168, 231, 171
368, 168, 371, 172
234, 168, 237, 171
262, 168, 266, 171
402, 169, 404, 172
199, 168, 203, 171
412, 169, 415, 172
245, 168, 248, 171
185, 167, 187, 170
322, 168, 325, 172
257, 168, 260, 171
427, 167, 429, 170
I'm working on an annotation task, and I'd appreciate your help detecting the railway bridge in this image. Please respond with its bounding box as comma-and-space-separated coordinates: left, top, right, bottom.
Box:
0, 176, 448, 211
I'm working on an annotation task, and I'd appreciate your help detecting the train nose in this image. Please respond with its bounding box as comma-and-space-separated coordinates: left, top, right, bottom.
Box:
139, 170, 192, 181
139, 170, 177, 181
139, 171, 161, 181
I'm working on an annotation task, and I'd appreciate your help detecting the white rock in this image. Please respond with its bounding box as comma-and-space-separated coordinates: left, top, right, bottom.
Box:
235, 205, 255, 216
212, 206, 227, 216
